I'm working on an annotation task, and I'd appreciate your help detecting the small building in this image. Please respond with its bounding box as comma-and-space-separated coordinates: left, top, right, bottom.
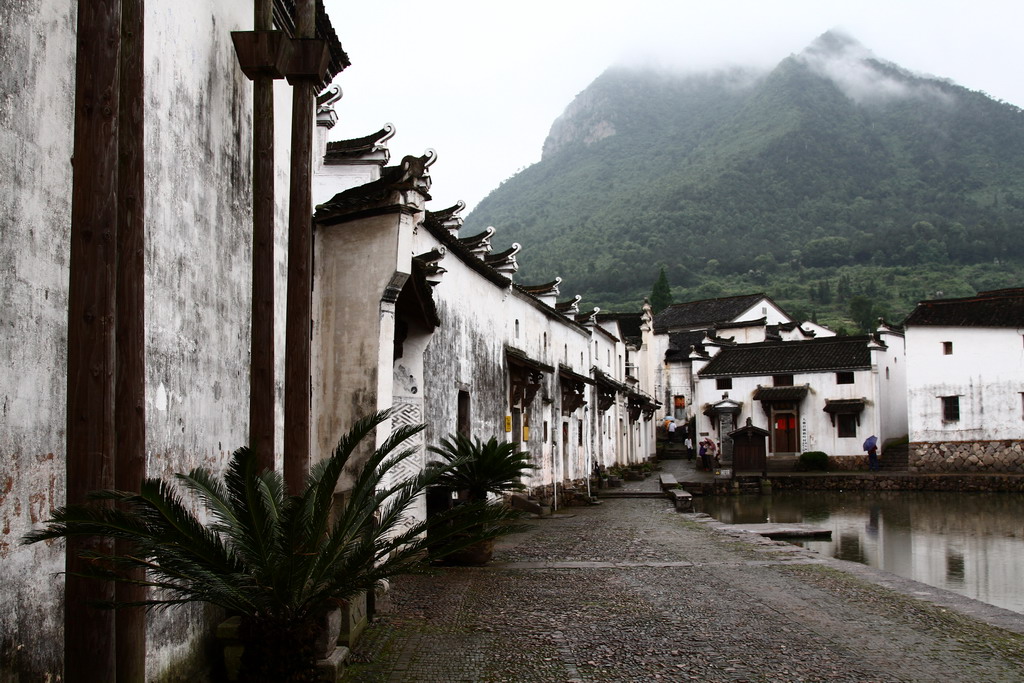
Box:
903, 288, 1024, 472
691, 328, 906, 466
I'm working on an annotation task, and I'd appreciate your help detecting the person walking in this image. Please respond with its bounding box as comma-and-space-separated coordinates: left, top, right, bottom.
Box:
864, 435, 880, 472
683, 435, 693, 460
667, 419, 677, 443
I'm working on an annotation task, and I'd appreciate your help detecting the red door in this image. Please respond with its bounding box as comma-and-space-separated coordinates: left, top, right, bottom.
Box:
773, 413, 798, 453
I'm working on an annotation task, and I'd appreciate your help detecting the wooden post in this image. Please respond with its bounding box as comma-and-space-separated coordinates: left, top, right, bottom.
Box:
249, 0, 276, 473
115, 0, 146, 679
283, 0, 317, 494
66, 0, 121, 679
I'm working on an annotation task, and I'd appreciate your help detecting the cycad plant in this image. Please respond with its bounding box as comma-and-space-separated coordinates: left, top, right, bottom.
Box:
427, 434, 536, 565
429, 434, 537, 502
24, 411, 520, 682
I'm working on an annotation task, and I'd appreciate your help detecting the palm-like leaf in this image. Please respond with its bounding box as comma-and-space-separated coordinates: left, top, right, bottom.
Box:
428, 434, 537, 502
24, 412, 532, 679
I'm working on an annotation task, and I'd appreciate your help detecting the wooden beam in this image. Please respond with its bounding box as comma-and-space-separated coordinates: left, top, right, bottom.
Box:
283, 0, 317, 493
66, 0, 121, 679
250, 0, 276, 472
115, 0, 146, 679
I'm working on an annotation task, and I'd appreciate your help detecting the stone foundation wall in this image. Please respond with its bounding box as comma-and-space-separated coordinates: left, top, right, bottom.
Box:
823, 455, 868, 471
909, 440, 1024, 473
765, 474, 1024, 493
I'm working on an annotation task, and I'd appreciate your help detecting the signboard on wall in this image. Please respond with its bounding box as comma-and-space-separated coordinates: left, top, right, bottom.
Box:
505, 415, 512, 432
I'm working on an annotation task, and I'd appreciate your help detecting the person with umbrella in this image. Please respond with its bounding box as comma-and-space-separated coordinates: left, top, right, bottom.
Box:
864, 435, 880, 472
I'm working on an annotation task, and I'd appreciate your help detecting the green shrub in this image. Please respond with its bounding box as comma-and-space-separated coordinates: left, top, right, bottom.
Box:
799, 451, 829, 471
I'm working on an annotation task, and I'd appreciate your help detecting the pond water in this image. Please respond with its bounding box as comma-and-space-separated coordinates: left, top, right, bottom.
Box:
694, 490, 1024, 614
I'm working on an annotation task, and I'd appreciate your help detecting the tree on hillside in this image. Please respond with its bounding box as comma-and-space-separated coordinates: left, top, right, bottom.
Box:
650, 267, 673, 313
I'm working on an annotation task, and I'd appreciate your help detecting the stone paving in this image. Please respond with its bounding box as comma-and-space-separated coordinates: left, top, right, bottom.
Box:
343, 461, 1024, 682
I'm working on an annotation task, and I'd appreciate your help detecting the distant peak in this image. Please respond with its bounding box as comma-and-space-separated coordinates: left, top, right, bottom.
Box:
805, 30, 868, 59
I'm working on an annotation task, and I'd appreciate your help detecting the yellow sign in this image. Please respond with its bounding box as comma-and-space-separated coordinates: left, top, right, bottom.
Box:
505, 415, 512, 432
523, 426, 530, 442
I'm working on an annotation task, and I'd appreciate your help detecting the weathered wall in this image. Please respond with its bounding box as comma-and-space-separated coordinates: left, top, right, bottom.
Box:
0, 0, 82, 676
906, 326, 1024, 443
415, 232, 597, 492
0, 0, 305, 677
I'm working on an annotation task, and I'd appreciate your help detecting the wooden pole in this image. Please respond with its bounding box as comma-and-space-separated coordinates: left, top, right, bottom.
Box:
114, 0, 146, 679
66, 0, 120, 679
283, 0, 316, 494
249, 0, 276, 474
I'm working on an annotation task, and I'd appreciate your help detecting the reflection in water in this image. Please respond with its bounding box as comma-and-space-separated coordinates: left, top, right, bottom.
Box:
695, 491, 1024, 614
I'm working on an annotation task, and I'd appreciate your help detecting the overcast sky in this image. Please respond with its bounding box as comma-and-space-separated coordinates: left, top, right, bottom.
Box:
323, 0, 1024, 214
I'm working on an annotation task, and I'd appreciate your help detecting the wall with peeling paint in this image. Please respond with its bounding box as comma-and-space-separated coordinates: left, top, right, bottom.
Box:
1, 0, 83, 676
0, 0, 307, 678
907, 325, 1024, 444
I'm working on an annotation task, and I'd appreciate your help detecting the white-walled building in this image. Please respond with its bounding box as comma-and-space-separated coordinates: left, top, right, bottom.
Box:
691, 328, 907, 465
904, 289, 1024, 472
643, 293, 801, 432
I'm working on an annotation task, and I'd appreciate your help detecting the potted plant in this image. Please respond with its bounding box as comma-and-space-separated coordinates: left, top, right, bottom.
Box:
428, 434, 536, 565
23, 411, 513, 682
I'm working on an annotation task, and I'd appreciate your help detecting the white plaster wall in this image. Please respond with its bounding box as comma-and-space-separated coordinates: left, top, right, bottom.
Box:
907, 326, 1024, 443
1, 0, 315, 676
0, 0, 76, 675
875, 331, 908, 443
735, 298, 791, 325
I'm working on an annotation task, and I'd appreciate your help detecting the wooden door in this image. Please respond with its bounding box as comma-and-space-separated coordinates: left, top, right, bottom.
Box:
772, 412, 798, 453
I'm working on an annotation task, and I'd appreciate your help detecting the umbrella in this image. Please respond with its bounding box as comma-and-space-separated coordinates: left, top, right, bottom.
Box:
863, 435, 878, 451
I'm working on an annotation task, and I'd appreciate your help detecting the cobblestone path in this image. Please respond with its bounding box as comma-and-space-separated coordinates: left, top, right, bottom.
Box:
343, 497, 1024, 682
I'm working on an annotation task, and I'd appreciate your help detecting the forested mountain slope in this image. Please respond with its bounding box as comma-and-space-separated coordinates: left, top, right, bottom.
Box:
464, 32, 1024, 329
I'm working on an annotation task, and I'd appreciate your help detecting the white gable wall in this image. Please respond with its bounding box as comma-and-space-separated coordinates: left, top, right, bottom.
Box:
906, 326, 1024, 442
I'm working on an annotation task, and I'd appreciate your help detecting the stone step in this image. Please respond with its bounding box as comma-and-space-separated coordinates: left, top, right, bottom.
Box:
595, 490, 667, 499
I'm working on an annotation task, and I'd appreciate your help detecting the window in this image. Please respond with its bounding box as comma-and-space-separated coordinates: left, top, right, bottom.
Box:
515, 320, 520, 338
942, 341, 953, 355
836, 371, 854, 385
837, 413, 857, 438
716, 377, 732, 390
885, 367, 890, 380
942, 396, 960, 421
457, 390, 471, 437
773, 374, 794, 387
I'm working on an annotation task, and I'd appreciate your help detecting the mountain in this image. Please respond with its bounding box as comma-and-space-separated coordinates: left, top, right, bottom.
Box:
463, 31, 1024, 328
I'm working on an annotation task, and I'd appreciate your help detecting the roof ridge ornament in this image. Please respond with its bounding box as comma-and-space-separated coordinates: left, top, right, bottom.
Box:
458, 226, 495, 256
483, 242, 520, 275
315, 83, 343, 128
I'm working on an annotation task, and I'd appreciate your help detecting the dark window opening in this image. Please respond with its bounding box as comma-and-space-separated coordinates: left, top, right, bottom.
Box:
457, 390, 471, 437
942, 341, 953, 355
942, 396, 960, 421
716, 377, 732, 390
836, 371, 855, 385
773, 374, 794, 387
837, 413, 857, 438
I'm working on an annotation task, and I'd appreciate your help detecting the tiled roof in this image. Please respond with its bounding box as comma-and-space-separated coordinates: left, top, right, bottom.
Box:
903, 288, 1024, 327
324, 124, 395, 162
313, 152, 433, 221
653, 293, 775, 333
752, 386, 809, 401
665, 330, 710, 361
698, 336, 873, 377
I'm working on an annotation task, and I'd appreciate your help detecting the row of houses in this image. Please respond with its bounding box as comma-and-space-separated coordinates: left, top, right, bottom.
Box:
645, 288, 1024, 474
